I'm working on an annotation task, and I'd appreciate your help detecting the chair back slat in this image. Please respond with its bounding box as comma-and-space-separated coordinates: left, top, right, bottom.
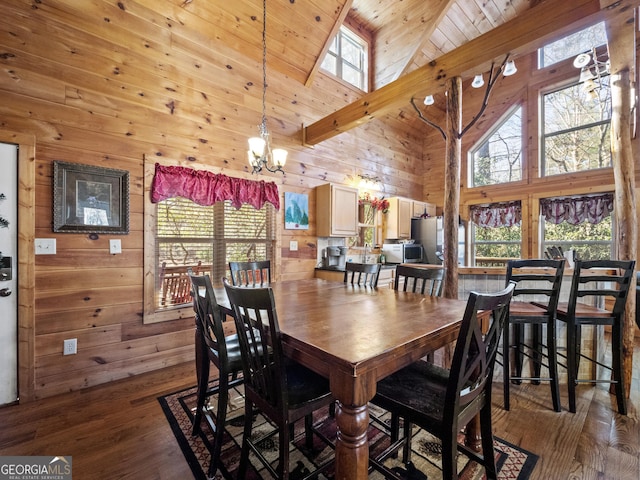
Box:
223, 279, 287, 413
343, 262, 381, 288
447, 283, 515, 426
394, 265, 445, 296
188, 271, 227, 360
568, 260, 635, 317
229, 260, 271, 287
506, 259, 564, 313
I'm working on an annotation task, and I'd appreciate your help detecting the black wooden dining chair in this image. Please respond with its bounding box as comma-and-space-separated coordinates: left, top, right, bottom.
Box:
394, 264, 445, 296
343, 262, 381, 287
557, 259, 635, 414
222, 278, 335, 480
370, 283, 515, 480
502, 259, 565, 412
188, 272, 244, 478
229, 260, 271, 286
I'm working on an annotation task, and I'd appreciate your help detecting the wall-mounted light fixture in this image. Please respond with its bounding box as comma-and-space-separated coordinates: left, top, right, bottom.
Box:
358, 174, 383, 191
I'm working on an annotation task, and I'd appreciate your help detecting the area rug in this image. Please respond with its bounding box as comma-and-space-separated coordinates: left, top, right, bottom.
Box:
158, 381, 537, 480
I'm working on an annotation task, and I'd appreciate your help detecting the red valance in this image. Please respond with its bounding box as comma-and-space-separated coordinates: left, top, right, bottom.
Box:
151, 164, 280, 210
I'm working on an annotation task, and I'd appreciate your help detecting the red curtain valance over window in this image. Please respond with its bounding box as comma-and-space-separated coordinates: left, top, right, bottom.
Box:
151, 163, 280, 210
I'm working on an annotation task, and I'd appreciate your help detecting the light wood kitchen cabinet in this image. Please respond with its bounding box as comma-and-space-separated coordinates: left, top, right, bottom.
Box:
385, 197, 412, 239
411, 201, 437, 218
316, 183, 359, 237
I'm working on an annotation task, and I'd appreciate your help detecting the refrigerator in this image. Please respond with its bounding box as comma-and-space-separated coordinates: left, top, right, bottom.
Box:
411, 217, 465, 265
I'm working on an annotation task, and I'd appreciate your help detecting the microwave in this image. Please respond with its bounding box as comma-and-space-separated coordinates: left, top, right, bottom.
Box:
381, 243, 423, 264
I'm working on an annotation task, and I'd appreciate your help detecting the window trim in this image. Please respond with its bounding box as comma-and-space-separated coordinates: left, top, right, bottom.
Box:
321, 25, 369, 92
540, 77, 612, 177
143, 160, 281, 324
468, 104, 524, 187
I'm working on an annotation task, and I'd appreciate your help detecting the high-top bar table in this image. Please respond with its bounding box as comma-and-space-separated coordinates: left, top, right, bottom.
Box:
211, 278, 470, 480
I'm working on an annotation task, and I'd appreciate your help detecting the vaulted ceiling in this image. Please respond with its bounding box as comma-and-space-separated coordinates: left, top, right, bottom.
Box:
182, 0, 632, 144
203, 0, 536, 88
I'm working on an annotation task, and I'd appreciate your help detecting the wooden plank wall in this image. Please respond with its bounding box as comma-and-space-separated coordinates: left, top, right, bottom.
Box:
0, 0, 424, 399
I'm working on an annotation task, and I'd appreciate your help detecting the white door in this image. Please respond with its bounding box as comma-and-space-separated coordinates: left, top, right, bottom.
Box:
0, 142, 18, 405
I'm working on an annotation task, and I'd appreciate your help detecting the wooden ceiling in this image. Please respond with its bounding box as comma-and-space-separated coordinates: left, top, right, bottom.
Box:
196, 0, 536, 88
350, 0, 534, 89
180, 0, 634, 144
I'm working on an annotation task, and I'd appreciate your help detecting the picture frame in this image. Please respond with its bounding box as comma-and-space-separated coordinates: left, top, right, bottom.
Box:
284, 192, 309, 230
53, 161, 130, 234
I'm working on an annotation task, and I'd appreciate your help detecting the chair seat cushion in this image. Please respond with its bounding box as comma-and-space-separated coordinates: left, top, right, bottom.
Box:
285, 361, 332, 407
509, 301, 549, 316
555, 301, 613, 318
374, 360, 450, 426
209, 333, 244, 372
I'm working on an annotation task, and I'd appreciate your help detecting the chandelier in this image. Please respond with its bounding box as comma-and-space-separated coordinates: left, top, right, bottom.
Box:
247, 0, 287, 174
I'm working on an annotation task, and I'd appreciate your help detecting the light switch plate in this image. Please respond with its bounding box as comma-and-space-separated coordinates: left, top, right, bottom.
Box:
289, 240, 298, 251
35, 238, 56, 255
109, 239, 122, 254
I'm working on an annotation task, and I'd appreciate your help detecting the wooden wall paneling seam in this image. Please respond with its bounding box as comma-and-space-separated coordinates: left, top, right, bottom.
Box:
35, 304, 144, 336
35, 329, 194, 378
33, 346, 194, 399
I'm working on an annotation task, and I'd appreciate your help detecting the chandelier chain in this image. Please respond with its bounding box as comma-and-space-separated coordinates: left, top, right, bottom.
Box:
260, 0, 268, 136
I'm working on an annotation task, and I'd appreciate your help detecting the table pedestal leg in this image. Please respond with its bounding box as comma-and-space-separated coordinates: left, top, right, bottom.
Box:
465, 415, 482, 451
334, 401, 370, 480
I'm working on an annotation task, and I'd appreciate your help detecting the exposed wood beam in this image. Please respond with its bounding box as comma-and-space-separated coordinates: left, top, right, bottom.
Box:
304, 0, 354, 87
302, 0, 634, 146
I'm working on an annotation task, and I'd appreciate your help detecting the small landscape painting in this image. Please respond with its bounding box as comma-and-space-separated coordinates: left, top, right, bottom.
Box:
284, 192, 309, 230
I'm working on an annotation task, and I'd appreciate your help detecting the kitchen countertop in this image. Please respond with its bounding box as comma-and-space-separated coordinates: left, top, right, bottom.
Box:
315, 264, 397, 272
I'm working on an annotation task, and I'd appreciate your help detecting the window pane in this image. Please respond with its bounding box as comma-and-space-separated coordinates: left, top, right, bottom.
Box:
342, 64, 362, 89
321, 53, 337, 75
155, 198, 274, 310
472, 224, 521, 267
157, 197, 214, 237
320, 26, 367, 91
341, 37, 362, 68
542, 216, 612, 260
471, 107, 522, 186
544, 124, 611, 175
543, 79, 611, 134
542, 77, 611, 176
539, 22, 607, 68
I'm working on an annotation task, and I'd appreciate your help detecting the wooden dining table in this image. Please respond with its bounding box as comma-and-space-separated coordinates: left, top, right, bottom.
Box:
210, 277, 471, 480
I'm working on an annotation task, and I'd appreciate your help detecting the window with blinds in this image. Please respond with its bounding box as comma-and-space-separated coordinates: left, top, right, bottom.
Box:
155, 197, 275, 309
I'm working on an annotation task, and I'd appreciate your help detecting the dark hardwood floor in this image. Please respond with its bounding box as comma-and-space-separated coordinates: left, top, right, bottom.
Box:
1, 337, 639, 479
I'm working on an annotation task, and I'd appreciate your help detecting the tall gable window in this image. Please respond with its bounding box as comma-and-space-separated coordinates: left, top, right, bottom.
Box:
470, 106, 522, 187
321, 26, 368, 91
542, 77, 611, 176
539, 22, 607, 68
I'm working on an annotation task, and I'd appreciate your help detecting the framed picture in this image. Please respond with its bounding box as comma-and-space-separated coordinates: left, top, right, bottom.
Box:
284, 192, 309, 230
53, 161, 129, 234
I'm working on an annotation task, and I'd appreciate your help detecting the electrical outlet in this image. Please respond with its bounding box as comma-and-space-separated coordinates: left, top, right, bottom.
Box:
289, 240, 298, 251
63, 338, 77, 355
109, 239, 122, 254
35, 238, 57, 255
